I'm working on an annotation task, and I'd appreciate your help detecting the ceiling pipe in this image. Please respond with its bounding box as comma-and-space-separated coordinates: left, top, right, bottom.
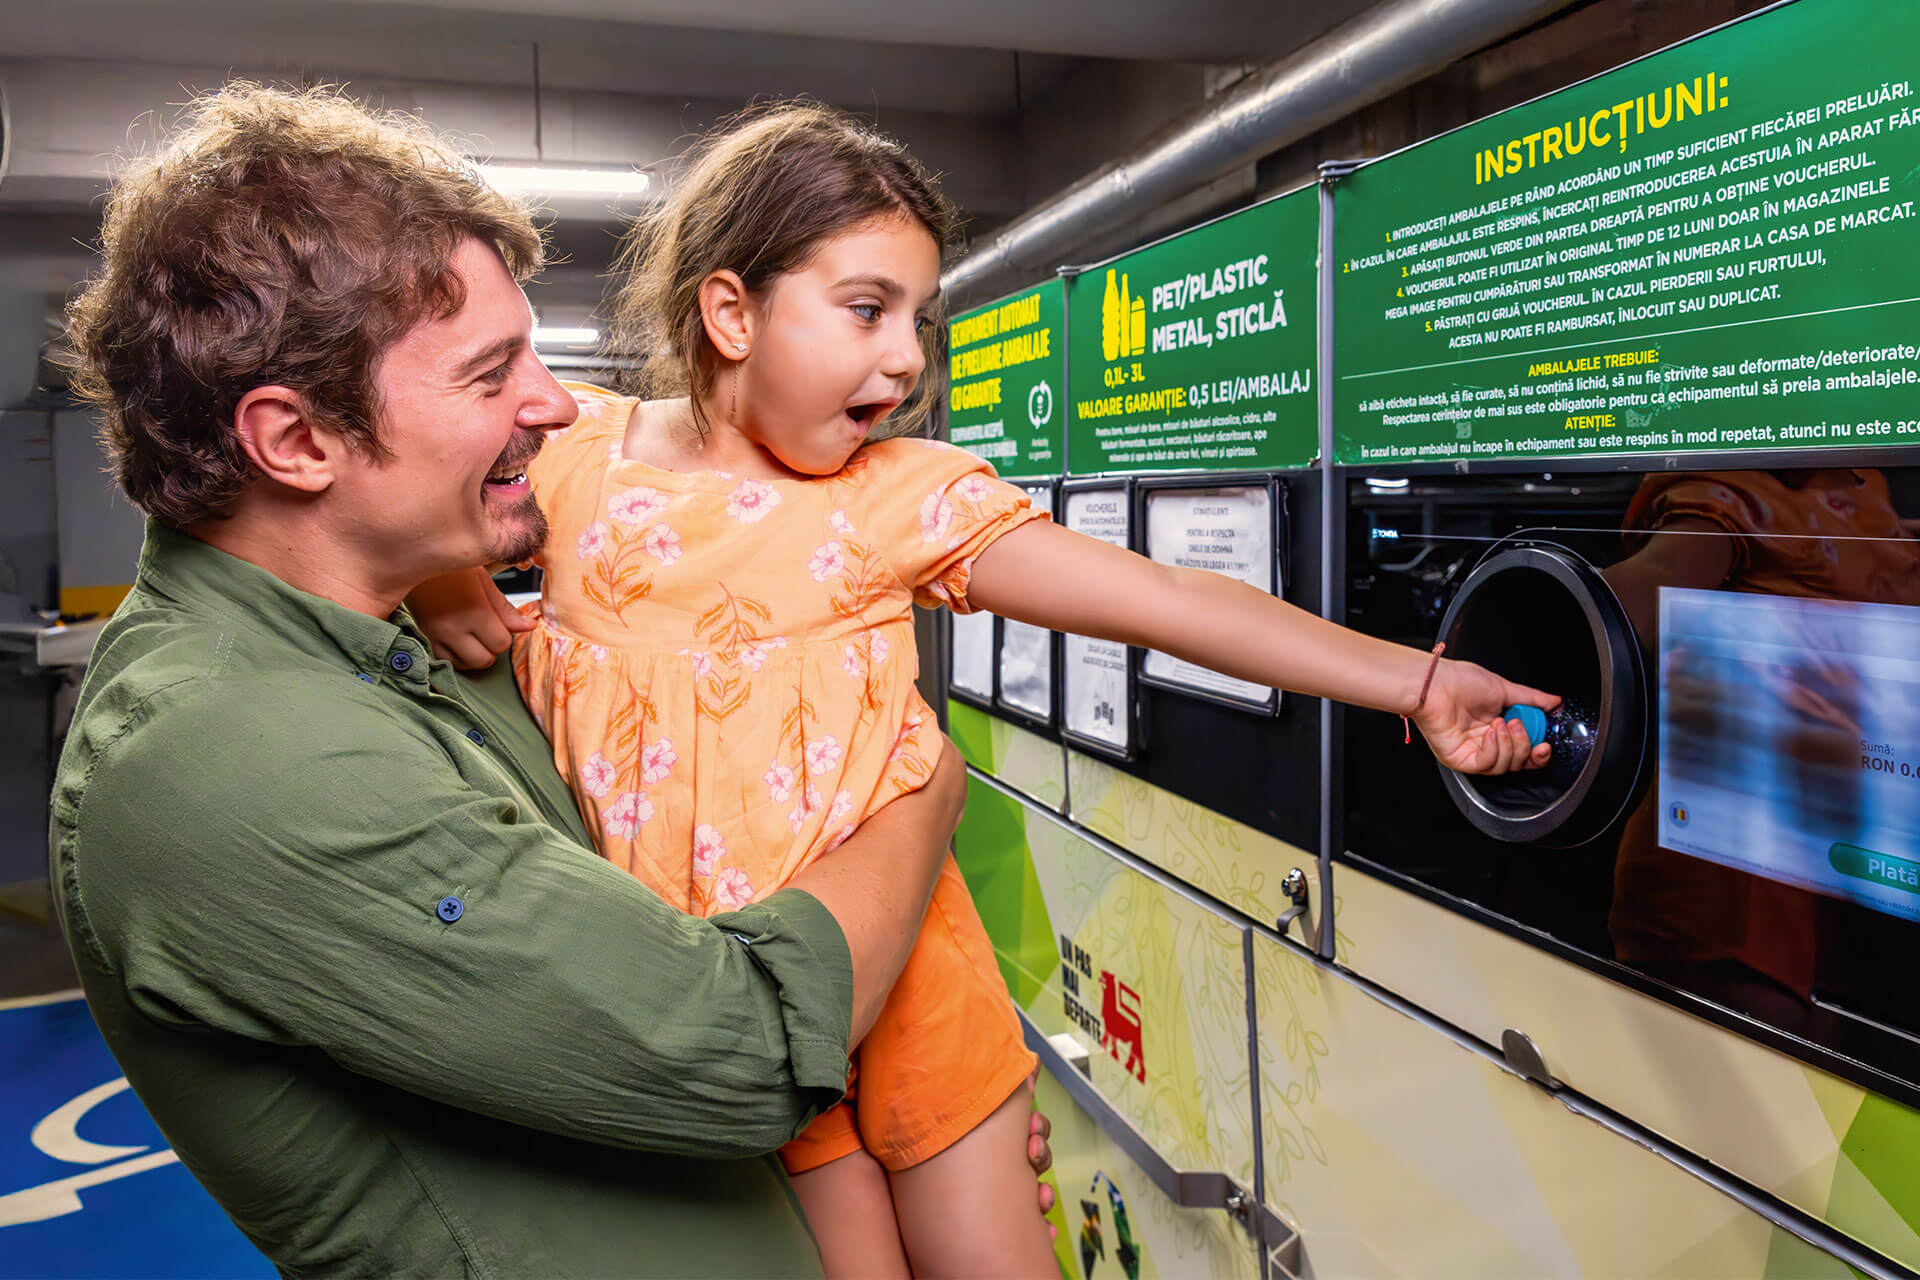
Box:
944, 0, 1572, 301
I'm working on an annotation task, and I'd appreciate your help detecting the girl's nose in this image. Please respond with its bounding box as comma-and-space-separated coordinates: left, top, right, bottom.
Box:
884, 323, 926, 380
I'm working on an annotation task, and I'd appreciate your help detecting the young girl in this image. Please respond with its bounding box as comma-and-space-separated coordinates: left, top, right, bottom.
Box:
417, 104, 1555, 1278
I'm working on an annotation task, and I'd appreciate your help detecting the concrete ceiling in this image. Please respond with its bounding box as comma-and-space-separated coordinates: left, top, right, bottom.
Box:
1, 0, 1378, 79
0, 0, 1075, 118
2, 0, 1352, 223
0, 0, 1386, 361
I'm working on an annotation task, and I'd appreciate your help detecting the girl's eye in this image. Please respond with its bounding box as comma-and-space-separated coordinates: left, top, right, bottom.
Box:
850, 304, 882, 324
914, 315, 933, 335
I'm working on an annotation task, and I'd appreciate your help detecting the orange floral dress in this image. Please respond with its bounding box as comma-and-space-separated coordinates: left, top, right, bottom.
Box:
515, 382, 1042, 1171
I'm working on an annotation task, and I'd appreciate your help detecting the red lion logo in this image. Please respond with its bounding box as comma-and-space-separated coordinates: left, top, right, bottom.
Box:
1098, 971, 1145, 1083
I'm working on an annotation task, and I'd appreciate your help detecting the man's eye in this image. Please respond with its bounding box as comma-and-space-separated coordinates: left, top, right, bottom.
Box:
850, 304, 882, 323
478, 361, 513, 387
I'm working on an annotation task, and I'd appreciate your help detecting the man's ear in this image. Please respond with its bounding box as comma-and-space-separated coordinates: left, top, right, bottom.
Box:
697, 269, 755, 362
233, 387, 336, 494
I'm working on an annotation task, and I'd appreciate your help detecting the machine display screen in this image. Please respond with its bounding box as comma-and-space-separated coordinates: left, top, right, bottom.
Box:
1659, 588, 1920, 925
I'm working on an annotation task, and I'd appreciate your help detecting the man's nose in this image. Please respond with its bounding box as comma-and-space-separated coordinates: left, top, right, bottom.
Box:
520, 357, 581, 431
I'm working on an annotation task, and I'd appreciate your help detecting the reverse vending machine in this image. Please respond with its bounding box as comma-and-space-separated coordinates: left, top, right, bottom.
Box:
949, 3, 1920, 1275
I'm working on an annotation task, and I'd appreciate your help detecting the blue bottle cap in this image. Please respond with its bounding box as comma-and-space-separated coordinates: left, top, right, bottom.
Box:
1505, 704, 1548, 748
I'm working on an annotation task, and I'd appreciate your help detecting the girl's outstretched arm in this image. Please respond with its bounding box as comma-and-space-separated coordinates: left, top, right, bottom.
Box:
964, 519, 1558, 774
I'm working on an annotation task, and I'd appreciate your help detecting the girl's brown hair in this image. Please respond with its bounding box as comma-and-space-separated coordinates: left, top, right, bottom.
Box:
610, 102, 960, 439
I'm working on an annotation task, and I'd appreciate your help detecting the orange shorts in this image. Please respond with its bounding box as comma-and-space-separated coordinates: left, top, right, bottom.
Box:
780, 854, 1037, 1174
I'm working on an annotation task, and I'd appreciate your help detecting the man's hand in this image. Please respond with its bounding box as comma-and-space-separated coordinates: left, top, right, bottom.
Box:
1028, 1087, 1056, 1237
408, 567, 535, 669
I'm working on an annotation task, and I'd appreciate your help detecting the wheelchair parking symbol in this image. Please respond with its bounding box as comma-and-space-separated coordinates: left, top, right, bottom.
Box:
0, 1077, 181, 1228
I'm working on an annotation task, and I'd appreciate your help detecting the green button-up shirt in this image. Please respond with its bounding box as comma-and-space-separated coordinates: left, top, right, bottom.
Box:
50, 523, 855, 1278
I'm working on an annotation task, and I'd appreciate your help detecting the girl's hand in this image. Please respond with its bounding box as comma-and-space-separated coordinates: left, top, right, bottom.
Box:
1415, 658, 1558, 774
408, 567, 536, 670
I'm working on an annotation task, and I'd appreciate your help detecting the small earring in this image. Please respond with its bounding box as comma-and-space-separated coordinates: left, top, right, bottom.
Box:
733, 341, 748, 353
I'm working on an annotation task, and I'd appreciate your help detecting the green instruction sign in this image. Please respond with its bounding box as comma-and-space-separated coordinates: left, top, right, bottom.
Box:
1335, 0, 1920, 464
947, 279, 1065, 479
1068, 187, 1318, 474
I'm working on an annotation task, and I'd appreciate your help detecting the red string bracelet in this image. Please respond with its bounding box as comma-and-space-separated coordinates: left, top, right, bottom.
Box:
1403, 642, 1446, 745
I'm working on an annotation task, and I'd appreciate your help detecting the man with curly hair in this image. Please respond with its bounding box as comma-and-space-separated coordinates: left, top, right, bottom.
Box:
51, 83, 1036, 1276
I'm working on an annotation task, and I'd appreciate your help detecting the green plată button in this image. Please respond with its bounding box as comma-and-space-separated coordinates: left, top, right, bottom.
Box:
1829, 843, 1920, 896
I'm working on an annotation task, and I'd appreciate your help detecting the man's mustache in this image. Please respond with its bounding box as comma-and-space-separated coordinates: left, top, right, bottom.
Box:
492, 431, 546, 473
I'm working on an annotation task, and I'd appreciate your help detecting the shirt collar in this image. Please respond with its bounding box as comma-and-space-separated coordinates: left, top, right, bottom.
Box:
135, 520, 434, 683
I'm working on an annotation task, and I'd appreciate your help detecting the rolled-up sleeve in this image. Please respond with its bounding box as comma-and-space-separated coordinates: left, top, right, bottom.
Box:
710, 888, 855, 1100
60, 679, 854, 1161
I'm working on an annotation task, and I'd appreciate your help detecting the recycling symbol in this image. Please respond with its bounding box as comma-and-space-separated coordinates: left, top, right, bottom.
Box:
1028, 381, 1054, 428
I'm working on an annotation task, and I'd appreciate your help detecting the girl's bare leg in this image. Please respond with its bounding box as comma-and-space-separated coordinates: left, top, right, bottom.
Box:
789, 1146, 913, 1279
887, 1082, 1059, 1280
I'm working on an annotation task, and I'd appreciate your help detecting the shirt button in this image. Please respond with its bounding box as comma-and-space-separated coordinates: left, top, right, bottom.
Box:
389, 651, 415, 674
436, 896, 464, 923
467, 729, 487, 747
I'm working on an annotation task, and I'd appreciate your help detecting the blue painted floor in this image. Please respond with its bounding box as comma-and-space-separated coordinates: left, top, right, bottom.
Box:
0, 994, 274, 1279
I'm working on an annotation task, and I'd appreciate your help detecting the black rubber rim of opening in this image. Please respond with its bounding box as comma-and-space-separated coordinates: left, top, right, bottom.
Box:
1434, 542, 1649, 847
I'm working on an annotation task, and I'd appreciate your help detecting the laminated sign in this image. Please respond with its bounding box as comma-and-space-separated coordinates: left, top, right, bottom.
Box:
1069, 188, 1319, 474
1336, 0, 1920, 463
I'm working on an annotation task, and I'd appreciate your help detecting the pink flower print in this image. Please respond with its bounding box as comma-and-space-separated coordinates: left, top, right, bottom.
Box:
765, 762, 795, 802
920, 578, 961, 609
640, 738, 677, 785
602, 791, 653, 840
953, 475, 993, 504
677, 648, 714, 679
576, 521, 609, 560
829, 510, 856, 535
589, 644, 610, 662
918, 490, 954, 542
804, 735, 844, 774
888, 711, 927, 765
808, 541, 846, 583
826, 825, 857, 852
725, 479, 780, 524
841, 634, 890, 679
609, 486, 668, 526
578, 752, 616, 799
788, 784, 824, 833
826, 789, 854, 827
692, 824, 726, 877
642, 523, 682, 565
741, 636, 788, 672
713, 866, 756, 910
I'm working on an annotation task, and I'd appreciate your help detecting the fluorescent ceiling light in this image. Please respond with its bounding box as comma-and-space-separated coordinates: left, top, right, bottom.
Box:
475, 163, 650, 200
1366, 477, 1410, 489
532, 326, 600, 347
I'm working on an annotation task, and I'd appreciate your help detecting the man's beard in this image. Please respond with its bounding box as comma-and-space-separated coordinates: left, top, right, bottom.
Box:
490, 493, 550, 567
485, 429, 549, 566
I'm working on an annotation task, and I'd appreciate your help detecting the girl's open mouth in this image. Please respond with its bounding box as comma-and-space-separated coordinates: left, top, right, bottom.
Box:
844, 400, 898, 432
